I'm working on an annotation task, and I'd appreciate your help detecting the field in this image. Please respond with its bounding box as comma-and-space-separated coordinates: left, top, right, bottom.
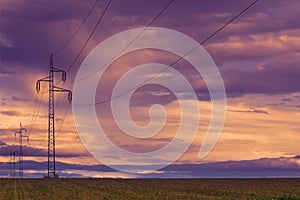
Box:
0, 178, 300, 200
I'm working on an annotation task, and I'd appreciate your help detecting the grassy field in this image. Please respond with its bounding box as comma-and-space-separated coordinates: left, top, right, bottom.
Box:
0, 178, 299, 200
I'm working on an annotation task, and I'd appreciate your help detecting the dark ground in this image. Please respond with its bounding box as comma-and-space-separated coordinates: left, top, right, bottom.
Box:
0, 178, 300, 200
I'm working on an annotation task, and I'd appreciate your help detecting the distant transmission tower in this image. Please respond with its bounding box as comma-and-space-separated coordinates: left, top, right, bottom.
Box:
36, 54, 72, 177
9, 150, 16, 178
15, 122, 28, 178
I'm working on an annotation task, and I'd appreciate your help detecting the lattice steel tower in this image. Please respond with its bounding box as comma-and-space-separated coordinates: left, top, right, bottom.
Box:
15, 122, 28, 178
9, 149, 17, 178
36, 54, 72, 177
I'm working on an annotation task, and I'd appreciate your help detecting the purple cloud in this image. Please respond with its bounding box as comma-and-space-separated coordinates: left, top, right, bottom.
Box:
0, 110, 24, 116
222, 61, 300, 96
227, 109, 269, 114
11, 96, 30, 102
1, 0, 300, 99
0, 144, 88, 157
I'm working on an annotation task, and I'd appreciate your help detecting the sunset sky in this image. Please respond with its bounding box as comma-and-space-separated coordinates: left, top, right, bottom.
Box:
1, 0, 300, 178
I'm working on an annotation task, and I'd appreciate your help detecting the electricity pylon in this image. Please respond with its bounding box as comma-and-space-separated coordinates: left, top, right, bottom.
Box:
15, 122, 28, 178
9, 150, 16, 178
36, 54, 72, 177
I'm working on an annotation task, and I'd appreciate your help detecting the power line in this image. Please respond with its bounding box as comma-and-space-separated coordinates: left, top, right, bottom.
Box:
25, 66, 49, 163
27, 67, 49, 138
28, 87, 47, 134
55, 103, 71, 140
52, 0, 99, 54
27, 92, 45, 148
65, 0, 175, 84
53, 0, 112, 109
27, 93, 39, 135
52, 0, 112, 133
74, 0, 259, 106
53, 0, 112, 128
53, 0, 172, 140
66, 0, 113, 73
200, 0, 259, 45
107, 0, 262, 106
49, 0, 174, 161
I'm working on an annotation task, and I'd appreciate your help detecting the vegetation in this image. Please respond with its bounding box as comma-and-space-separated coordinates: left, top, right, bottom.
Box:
0, 178, 300, 200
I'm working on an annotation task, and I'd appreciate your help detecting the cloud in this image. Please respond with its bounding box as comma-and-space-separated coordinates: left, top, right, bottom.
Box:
0, 128, 12, 136
222, 60, 300, 96
227, 1, 300, 37
0, 144, 88, 157
129, 84, 176, 107
11, 96, 30, 102
0, 145, 46, 157
1, 0, 300, 99
282, 98, 292, 102
0, 110, 24, 116
207, 31, 300, 63
1, 0, 83, 68
227, 108, 269, 114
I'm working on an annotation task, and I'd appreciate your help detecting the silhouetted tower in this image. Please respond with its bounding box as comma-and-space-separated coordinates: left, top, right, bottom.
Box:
9, 150, 16, 178
15, 122, 28, 178
36, 54, 72, 177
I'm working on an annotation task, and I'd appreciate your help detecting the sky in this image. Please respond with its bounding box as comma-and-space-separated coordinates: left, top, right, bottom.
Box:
0, 0, 300, 178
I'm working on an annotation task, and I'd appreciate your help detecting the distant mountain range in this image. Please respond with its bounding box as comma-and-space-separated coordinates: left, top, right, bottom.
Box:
1, 155, 299, 178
